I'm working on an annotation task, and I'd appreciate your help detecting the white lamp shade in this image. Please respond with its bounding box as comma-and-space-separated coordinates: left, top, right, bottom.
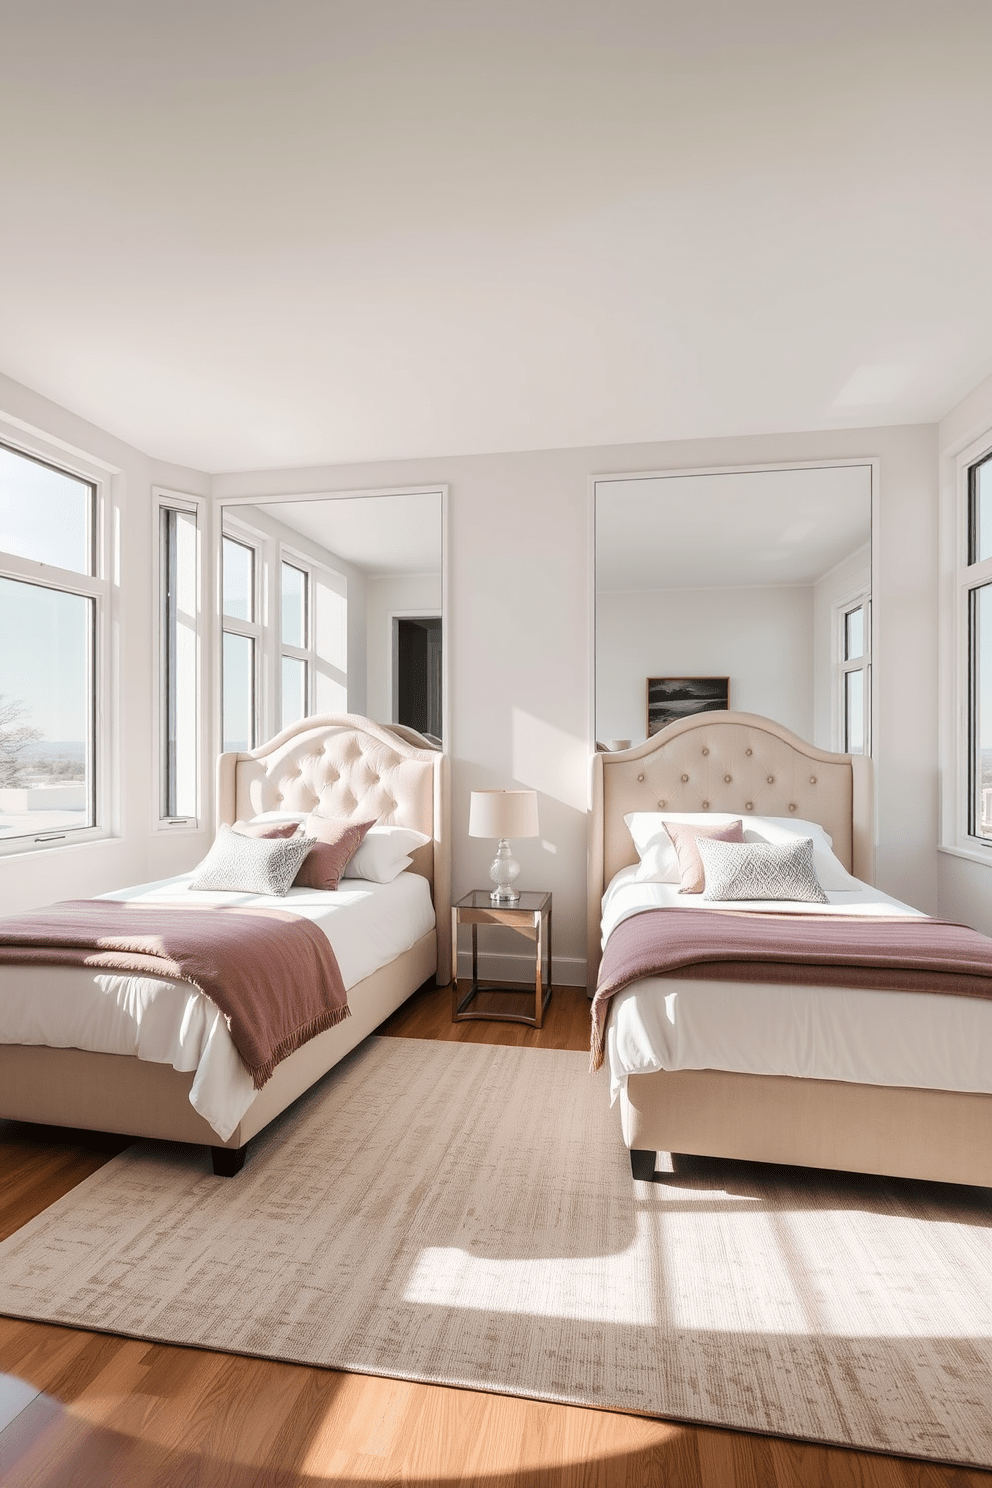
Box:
468, 789, 539, 839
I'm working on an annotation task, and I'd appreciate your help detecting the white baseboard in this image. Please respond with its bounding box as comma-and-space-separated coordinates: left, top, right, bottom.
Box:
455, 948, 586, 989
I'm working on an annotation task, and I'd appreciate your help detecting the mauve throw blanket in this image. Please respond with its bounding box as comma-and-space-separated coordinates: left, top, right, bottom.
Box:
0, 899, 350, 1088
591, 907, 992, 1072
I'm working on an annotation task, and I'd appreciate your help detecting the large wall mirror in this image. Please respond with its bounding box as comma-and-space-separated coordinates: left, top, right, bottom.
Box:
219, 489, 444, 751
595, 464, 872, 754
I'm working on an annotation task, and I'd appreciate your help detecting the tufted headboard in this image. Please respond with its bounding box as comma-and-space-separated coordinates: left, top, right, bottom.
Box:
216, 713, 450, 983
587, 711, 873, 991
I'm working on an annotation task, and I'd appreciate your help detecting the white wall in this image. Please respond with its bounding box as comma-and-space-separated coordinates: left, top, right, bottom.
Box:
812, 543, 871, 751
0, 372, 210, 914
365, 572, 442, 725
597, 585, 814, 747
217, 421, 940, 983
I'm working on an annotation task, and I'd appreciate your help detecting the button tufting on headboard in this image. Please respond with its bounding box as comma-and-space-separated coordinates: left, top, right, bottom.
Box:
590, 710, 869, 993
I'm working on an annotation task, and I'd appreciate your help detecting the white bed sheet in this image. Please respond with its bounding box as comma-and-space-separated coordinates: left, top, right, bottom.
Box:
0, 871, 435, 1141
602, 868, 992, 1104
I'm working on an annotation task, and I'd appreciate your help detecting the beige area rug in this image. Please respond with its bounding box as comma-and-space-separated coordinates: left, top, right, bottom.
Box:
1, 1038, 991, 1468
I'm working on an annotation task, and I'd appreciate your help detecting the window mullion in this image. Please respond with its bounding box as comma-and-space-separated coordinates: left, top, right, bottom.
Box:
961, 447, 992, 847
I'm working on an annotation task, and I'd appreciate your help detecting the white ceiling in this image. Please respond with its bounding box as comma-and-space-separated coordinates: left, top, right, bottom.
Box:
596, 465, 871, 590
256, 493, 441, 575
1, 2, 991, 473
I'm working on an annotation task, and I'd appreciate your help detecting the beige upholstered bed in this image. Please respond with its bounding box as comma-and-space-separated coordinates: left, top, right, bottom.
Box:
589, 710, 992, 1188
0, 714, 450, 1174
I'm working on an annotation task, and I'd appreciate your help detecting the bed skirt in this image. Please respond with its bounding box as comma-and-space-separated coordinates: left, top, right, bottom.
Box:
622, 1067, 992, 1187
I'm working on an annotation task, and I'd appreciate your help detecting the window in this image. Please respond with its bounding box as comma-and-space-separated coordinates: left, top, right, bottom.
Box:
220, 522, 351, 744
280, 559, 309, 728
0, 441, 104, 849
278, 552, 349, 728
222, 532, 260, 752
838, 594, 870, 755
967, 452, 992, 842
159, 499, 199, 823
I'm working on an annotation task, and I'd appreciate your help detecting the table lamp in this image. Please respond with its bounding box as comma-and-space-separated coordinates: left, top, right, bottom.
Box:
468, 789, 540, 903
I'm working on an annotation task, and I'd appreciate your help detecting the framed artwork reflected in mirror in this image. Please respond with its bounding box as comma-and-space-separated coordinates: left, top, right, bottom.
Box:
647, 677, 729, 737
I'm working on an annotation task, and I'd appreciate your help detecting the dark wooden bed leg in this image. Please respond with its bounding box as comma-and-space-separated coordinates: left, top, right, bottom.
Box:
630, 1148, 656, 1182
211, 1145, 246, 1177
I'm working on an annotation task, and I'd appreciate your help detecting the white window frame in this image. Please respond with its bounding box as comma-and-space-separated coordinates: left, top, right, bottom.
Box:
221, 519, 264, 752
153, 488, 205, 833
833, 587, 871, 756
946, 431, 992, 857
0, 428, 116, 858
278, 547, 313, 729
278, 545, 356, 728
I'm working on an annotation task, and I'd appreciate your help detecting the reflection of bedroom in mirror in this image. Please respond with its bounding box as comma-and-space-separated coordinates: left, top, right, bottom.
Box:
220, 490, 443, 751
595, 465, 872, 754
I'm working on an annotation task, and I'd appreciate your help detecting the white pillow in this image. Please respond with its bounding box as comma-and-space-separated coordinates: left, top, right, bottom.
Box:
624, 810, 861, 891
624, 812, 743, 884
343, 825, 431, 883
743, 816, 861, 890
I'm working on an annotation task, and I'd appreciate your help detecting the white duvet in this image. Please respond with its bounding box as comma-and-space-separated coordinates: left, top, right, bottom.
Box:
602, 868, 992, 1104
0, 871, 435, 1140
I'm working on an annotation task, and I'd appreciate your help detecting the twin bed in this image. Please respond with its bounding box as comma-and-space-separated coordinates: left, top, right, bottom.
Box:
3, 707, 992, 1192
589, 711, 992, 1189
0, 715, 450, 1174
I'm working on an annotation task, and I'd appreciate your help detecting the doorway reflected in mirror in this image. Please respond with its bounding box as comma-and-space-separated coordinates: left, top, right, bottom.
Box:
393, 616, 442, 744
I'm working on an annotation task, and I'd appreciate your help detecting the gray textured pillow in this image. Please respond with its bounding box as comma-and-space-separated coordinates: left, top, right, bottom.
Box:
190, 825, 316, 896
697, 835, 828, 903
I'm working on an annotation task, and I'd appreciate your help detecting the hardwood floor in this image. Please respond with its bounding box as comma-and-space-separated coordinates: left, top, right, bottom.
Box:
0, 981, 989, 1487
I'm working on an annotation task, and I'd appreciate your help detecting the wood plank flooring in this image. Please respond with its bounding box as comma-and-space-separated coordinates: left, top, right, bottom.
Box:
1, 981, 989, 1487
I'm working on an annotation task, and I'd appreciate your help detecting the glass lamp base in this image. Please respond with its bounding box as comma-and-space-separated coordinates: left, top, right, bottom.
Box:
489, 839, 521, 903
490, 886, 520, 904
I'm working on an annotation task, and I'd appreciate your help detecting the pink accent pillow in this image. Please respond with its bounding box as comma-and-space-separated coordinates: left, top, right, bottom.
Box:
232, 820, 300, 839
293, 816, 376, 891
664, 819, 745, 894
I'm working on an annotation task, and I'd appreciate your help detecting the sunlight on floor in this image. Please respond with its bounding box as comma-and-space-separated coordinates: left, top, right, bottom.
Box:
0, 1370, 684, 1484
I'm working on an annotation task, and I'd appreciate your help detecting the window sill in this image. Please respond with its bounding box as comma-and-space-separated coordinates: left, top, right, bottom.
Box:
937, 842, 992, 868
0, 830, 118, 860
